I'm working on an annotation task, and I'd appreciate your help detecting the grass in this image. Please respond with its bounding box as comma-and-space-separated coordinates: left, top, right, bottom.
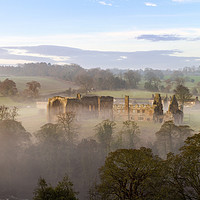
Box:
0, 76, 79, 95
90, 89, 172, 99
0, 75, 199, 133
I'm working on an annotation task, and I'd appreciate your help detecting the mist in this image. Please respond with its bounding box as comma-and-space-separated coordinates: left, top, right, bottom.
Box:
0, 64, 200, 199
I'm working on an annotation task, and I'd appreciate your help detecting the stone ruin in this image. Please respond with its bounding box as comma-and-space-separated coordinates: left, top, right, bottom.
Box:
113, 93, 184, 124
47, 94, 113, 122
153, 93, 164, 123
113, 97, 154, 122
163, 95, 169, 112
165, 95, 183, 124
47, 93, 185, 124
195, 96, 200, 108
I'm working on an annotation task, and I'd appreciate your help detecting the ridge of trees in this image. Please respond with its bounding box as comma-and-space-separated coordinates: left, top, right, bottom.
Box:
1, 63, 200, 93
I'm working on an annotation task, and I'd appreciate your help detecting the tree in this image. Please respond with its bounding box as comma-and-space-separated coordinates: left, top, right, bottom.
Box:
33, 175, 78, 200
0, 105, 18, 121
155, 121, 193, 158
124, 70, 141, 89
35, 123, 74, 187
23, 81, 41, 98
95, 120, 116, 154
97, 148, 164, 200
119, 120, 140, 148
0, 78, 18, 96
175, 77, 186, 86
165, 133, 200, 199
0, 119, 30, 194
174, 84, 192, 107
75, 71, 93, 94
57, 111, 78, 143
144, 71, 161, 91
191, 87, 198, 96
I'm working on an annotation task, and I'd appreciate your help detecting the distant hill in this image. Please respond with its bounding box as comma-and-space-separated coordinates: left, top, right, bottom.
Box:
1, 45, 199, 69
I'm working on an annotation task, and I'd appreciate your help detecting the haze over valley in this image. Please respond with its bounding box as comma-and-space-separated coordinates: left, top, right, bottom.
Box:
1, 0, 200, 199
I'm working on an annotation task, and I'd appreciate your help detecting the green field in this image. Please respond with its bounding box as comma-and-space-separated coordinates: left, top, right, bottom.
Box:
0, 75, 200, 134
90, 89, 172, 98
0, 76, 79, 95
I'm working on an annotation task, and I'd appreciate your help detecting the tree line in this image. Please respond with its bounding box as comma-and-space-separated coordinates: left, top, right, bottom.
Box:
2, 63, 200, 94
0, 79, 41, 100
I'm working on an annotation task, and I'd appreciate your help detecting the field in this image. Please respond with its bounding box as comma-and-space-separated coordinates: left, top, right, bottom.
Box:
90, 89, 172, 98
0, 75, 200, 134
0, 76, 79, 95
0, 76, 79, 132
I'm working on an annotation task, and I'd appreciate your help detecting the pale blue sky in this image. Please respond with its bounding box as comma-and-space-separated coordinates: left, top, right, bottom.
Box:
0, 0, 200, 66
0, 0, 199, 35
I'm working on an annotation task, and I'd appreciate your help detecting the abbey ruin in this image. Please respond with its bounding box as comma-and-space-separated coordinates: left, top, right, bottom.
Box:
47, 93, 189, 124
47, 94, 113, 122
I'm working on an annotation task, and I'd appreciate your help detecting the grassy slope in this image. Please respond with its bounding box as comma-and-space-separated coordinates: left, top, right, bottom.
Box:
0, 75, 199, 133
0, 76, 79, 132
90, 89, 172, 98
0, 76, 79, 95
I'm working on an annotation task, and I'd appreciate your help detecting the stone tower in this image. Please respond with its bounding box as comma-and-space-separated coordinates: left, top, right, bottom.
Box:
168, 95, 183, 124
153, 93, 163, 123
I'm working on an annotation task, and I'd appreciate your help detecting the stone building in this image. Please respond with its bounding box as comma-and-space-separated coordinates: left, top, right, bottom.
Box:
113, 95, 160, 122
47, 94, 113, 122
47, 93, 186, 124
164, 95, 183, 124
153, 93, 164, 123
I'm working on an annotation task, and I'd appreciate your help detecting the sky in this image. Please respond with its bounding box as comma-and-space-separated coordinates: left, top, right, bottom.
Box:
0, 0, 200, 67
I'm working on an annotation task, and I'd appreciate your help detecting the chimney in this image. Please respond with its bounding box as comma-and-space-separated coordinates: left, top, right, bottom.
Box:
77, 93, 81, 100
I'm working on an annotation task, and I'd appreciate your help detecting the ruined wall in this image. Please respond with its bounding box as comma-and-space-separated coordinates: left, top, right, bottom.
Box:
165, 95, 183, 124
48, 95, 113, 122
47, 96, 68, 122
113, 103, 154, 122
99, 96, 113, 120
48, 93, 186, 124
153, 93, 164, 123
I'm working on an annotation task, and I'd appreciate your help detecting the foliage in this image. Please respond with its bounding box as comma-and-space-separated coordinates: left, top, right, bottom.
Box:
0, 78, 18, 96
191, 87, 199, 95
57, 111, 78, 143
35, 123, 65, 143
97, 148, 164, 200
144, 71, 161, 91
33, 175, 78, 200
23, 81, 41, 98
165, 133, 200, 199
175, 77, 186, 86
124, 70, 141, 89
0, 105, 18, 121
75, 71, 94, 93
174, 84, 192, 105
95, 120, 116, 153
119, 120, 140, 148
0, 119, 30, 147
155, 121, 193, 158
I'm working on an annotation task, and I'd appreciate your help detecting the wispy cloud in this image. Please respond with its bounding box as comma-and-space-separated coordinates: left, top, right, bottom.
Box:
136, 34, 186, 41
136, 34, 200, 42
4, 48, 70, 62
117, 56, 128, 61
1, 28, 200, 58
145, 2, 157, 6
98, 1, 112, 6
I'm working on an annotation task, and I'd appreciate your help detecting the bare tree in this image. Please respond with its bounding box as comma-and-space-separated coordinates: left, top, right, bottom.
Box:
0, 79, 18, 96
0, 105, 18, 121
57, 111, 77, 143
23, 81, 41, 98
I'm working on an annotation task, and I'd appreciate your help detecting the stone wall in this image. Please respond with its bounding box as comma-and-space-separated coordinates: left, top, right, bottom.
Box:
47, 95, 113, 122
